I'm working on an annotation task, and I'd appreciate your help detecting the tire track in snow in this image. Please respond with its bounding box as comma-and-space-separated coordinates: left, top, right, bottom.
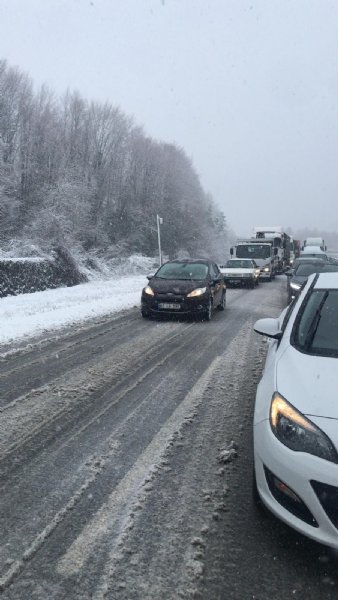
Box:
0, 316, 178, 406
0, 322, 196, 470
0, 307, 245, 594
91, 322, 256, 599
56, 350, 229, 589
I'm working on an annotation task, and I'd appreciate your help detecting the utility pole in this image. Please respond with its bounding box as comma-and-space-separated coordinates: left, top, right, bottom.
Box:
157, 214, 163, 265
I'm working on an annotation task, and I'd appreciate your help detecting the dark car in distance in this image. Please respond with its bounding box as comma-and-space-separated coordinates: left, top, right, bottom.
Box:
141, 259, 226, 320
286, 259, 338, 302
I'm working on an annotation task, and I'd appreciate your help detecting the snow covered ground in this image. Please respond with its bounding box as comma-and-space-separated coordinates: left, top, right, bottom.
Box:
0, 275, 148, 346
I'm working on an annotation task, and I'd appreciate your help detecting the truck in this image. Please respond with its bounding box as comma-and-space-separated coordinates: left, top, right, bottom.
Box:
253, 226, 292, 272
293, 239, 301, 259
230, 238, 278, 281
288, 237, 301, 265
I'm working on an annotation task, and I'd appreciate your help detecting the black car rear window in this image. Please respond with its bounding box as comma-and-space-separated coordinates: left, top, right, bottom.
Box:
294, 263, 325, 276
293, 289, 338, 357
156, 262, 208, 280
294, 263, 338, 277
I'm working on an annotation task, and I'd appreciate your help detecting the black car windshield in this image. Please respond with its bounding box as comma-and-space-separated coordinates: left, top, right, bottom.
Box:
294, 263, 338, 277
225, 260, 252, 268
293, 289, 338, 356
156, 262, 208, 280
236, 244, 270, 259
294, 263, 326, 276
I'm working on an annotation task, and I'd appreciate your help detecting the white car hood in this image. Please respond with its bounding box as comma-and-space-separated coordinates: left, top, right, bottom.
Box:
220, 268, 253, 274
277, 345, 338, 419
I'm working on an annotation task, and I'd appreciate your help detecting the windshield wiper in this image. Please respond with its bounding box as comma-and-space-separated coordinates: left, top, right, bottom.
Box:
304, 291, 329, 350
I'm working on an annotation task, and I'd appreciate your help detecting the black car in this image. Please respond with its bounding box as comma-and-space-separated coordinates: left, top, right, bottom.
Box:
286, 259, 338, 302
141, 259, 226, 320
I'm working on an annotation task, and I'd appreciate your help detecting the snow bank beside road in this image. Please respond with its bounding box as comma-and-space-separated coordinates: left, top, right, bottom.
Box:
0, 275, 147, 346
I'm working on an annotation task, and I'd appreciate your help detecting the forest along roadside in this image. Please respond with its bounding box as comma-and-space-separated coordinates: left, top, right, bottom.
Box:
1, 279, 287, 599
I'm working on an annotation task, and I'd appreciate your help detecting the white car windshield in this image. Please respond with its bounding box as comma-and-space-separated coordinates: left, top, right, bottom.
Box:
236, 245, 270, 259
294, 289, 338, 356
225, 260, 252, 268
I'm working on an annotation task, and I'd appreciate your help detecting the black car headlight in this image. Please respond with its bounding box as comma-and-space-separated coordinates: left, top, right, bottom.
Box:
270, 393, 338, 463
187, 287, 207, 298
143, 286, 154, 296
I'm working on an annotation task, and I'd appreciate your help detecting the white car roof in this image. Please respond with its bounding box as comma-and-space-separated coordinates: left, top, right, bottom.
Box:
313, 272, 338, 290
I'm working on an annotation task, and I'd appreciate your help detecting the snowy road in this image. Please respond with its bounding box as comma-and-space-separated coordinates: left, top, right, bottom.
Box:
1, 278, 338, 599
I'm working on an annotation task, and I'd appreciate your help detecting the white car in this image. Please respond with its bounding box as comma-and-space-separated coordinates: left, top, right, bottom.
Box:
300, 245, 328, 261
219, 259, 260, 288
253, 272, 338, 548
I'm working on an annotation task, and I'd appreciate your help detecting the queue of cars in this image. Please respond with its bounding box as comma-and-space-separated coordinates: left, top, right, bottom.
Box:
141, 256, 263, 321
140, 251, 325, 322
141, 249, 338, 550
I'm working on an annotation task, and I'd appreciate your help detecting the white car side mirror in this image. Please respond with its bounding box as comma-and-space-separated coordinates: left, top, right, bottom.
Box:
254, 318, 283, 340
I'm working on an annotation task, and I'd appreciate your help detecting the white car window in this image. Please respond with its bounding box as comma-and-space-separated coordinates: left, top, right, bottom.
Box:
293, 289, 338, 356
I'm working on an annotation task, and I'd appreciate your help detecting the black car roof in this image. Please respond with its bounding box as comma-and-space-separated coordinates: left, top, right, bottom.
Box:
295, 259, 326, 264
164, 259, 211, 264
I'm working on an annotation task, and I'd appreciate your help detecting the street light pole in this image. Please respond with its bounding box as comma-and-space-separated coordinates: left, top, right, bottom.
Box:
157, 214, 163, 265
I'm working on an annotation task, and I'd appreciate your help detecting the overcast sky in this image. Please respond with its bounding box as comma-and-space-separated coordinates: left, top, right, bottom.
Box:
1, 0, 338, 237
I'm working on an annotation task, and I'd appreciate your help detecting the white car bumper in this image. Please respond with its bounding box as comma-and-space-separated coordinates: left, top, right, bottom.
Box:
254, 419, 338, 548
259, 271, 272, 279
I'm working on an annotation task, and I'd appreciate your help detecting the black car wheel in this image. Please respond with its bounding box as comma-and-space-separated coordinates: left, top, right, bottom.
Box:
141, 309, 150, 318
203, 299, 212, 321
217, 291, 226, 311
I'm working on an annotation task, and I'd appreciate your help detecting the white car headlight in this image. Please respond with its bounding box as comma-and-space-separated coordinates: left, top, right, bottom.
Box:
144, 286, 154, 296
263, 267, 270, 272
187, 287, 207, 298
270, 393, 338, 463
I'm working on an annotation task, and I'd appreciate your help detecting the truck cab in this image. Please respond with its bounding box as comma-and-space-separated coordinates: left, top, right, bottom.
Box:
253, 226, 292, 272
